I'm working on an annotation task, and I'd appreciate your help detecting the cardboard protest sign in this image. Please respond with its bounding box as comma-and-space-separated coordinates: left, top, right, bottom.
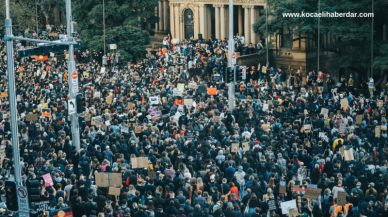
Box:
288, 208, 299, 216
95, 172, 122, 188
207, 88, 217, 95
279, 179, 286, 194
340, 98, 348, 107
135, 126, 142, 133
281, 200, 297, 214
356, 115, 363, 124
375, 126, 381, 138
26, 114, 38, 121
107, 96, 113, 104
231, 143, 239, 153
344, 150, 354, 161
131, 157, 148, 168
1, 92, 8, 98
337, 191, 347, 206
242, 142, 249, 151
43, 174, 54, 186
148, 171, 157, 179
303, 187, 322, 200
128, 102, 134, 109
177, 83, 185, 93
108, 187, 121, 196
339, 147, 345, 157
292, 185, 299, 192
213, 116, 221, 123
321, 108, 329, 116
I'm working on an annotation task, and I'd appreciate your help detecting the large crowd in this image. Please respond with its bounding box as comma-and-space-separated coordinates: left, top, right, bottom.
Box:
0, 28, 387, 217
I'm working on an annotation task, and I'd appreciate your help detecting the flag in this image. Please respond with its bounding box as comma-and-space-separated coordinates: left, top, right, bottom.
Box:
142, 96, 144, 104
35, 55, 48, 61
42, 108, 51, 117
174, 99, 182, 106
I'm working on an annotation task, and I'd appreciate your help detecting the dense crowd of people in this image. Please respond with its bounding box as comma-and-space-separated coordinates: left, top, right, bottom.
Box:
0, 29, 387, 217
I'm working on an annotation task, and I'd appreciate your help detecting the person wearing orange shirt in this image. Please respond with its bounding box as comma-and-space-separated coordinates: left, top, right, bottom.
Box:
229, 182, 239, 201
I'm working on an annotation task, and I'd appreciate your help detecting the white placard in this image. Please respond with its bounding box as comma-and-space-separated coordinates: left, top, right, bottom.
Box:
149, 96, 159, 105
263, 104, 269, 111
281, 200, 297, 214
173, 88, 182, 96
110, 44, 117, 49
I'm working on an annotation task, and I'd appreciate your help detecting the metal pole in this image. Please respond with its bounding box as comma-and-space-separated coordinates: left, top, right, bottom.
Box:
227, 0, 235, 112
66, 0, 80, 151
317, 0, 320, 73
5, 0, 21, 186
36, 0, 38, 34
103, 0, 106, 54
265, 0, 268, 66
371, 0, 374, 78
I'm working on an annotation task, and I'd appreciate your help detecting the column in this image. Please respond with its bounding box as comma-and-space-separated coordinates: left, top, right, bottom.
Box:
163, 0, 168, 31
155, 7, 159, 31
250, 6, 256, 44
175, 4, 179, 39
243, 5, 250, 44
207, 6, 211, 38
220, 5, 225, 39
225, 6, 229, 37
214, 5, 220, 40
200, 4, 206, 39
159, 1, 164, 31
256, 8, 260, 42
238, 5, 242, 36
194, 5, 199, 39
170, 3, 175, 37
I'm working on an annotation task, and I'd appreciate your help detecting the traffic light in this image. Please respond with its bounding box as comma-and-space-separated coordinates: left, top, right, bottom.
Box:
76, 94, 85, 113
225, 67, 234, 83
5, 181, 18, 212
235, 65, 243, 83
28, 180, 41, 203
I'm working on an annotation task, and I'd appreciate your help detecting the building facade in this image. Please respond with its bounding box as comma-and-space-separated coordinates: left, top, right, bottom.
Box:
155, 0, 265, 44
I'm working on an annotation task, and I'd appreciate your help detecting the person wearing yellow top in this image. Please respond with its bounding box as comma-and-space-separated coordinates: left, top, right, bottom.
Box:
333, 137, 344, 151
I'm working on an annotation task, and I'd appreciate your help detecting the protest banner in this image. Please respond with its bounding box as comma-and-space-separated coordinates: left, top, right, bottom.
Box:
213, 116, 221, 123
135, 126, 142, 133
339, 123, 346, 133
149, 96, 159, 105
94, 172, 122, 188
207, 88, 217, 95
279, 179, 286, 194
177, 83, 185, 93
131, 157, 148, 168
188, 82, 197, 89
42, 108, 51, 117
93, 116, 103, 125
35, 201, 54, 211
107, 96, 113, 104
268, 199, 277, 211
128, 102, 134, 109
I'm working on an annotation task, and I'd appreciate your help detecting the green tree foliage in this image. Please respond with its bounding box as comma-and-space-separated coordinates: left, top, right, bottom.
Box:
36, 0, 65, 25
73, 0, 158, 62
253, 0, 388, 75
0, 0, 36, 30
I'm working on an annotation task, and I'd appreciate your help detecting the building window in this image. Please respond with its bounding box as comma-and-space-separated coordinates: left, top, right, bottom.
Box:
281, 27, 293, 49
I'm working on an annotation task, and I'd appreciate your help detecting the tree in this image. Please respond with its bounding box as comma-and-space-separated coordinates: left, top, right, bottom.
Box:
72, 0, 158, 62
0, 0, 36, 31
253, 0, 388, 77
36, 0, 65, 26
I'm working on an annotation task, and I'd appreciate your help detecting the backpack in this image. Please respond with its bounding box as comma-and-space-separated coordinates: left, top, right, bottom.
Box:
104, 150, 111, 161
115, 210, 124, 217
274, 123, 280, 133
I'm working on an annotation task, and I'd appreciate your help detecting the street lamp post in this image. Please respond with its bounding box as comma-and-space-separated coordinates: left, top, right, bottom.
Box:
317, 0, 320, 73
371, 0, 374, 78
266, 0, 268, 66
103, 0, 106, 54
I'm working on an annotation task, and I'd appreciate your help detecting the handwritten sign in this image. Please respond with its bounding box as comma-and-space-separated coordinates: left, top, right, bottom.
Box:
43, 174, 53, 186
337, 191, 347, 206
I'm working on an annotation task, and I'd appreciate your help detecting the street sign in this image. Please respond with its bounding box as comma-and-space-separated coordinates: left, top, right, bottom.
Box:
240, 65, 247, 80
232, 53, 236, 64
72, 72, 78, 80
68, 99, 76, 115
71, 72, 78, 93
17, 186, 29, 212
